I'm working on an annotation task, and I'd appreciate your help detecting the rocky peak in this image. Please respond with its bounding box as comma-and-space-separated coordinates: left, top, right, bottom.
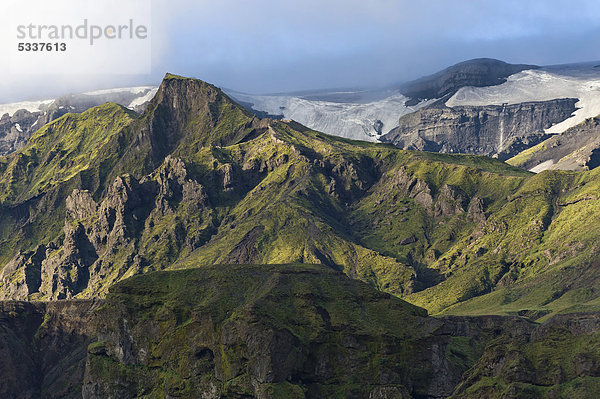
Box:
130, 74, 255, 169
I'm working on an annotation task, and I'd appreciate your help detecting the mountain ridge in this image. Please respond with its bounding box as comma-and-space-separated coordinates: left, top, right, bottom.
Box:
1, 73, 600, 322
2, 72, 600, 397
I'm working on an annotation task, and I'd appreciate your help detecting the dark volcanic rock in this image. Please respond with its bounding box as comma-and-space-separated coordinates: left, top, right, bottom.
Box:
400, 58, 538, 106
382, 99, 578, 159
0, 300, 99, 399
510, 115, 600, 171
2, 269, 600, 398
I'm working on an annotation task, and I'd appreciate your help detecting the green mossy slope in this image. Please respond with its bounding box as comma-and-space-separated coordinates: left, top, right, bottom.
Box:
1, 74, 600, 320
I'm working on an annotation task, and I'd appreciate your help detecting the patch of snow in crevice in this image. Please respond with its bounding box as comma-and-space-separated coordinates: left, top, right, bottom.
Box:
14, 123, 22, 132
128, 88, 159, 109
529, 160, 554, 173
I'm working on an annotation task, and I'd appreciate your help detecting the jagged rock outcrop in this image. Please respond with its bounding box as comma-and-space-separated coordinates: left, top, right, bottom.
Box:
0, 245, 45, 299
382, 99, 578, 159
0, 154, 214, 299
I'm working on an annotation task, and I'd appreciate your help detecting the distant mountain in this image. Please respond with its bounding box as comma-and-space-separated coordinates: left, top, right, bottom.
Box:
398, 58, 539, 106
0, 87, 157, 156
383, 61, 600, 171
227, 59, 542, 143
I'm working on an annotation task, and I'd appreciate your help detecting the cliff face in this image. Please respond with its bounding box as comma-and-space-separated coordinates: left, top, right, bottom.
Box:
508, 116, 600, 171
0, 300, 99, 399
382, 99, 578, 159
2, 266, 600, 398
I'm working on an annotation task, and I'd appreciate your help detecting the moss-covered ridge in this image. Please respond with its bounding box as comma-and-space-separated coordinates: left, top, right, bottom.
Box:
452, 312, 600, 398
85, 263, 465, 398
1, 73, 600, 320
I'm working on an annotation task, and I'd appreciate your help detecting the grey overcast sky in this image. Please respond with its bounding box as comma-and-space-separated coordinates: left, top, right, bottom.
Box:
1, 0, 600, 102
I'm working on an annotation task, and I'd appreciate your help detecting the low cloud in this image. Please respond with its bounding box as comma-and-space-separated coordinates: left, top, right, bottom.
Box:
1, 0, 600, 102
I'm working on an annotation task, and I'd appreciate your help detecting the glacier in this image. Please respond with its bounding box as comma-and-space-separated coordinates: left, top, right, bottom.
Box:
228, 90, 434, 142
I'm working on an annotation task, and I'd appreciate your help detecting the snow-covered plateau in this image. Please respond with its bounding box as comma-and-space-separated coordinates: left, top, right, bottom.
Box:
0, 99, 54, 118
446, 63, 600, 134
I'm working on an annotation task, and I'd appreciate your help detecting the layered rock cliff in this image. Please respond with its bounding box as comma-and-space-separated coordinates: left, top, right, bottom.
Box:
381, 99, 578, 160
508, 115, 600, 171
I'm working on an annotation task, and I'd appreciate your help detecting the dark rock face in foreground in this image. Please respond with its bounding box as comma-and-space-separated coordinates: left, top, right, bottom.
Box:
0, 300, 99, 399
382, 98, 578, 160
2, 265, 600, 398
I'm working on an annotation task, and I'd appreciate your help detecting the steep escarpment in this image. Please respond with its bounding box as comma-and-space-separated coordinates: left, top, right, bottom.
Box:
382, 98, 578, 159
3, 266, 600, 398
508, 115, 600, 171
0, 300, 99, 399
82, 264, 432, 398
